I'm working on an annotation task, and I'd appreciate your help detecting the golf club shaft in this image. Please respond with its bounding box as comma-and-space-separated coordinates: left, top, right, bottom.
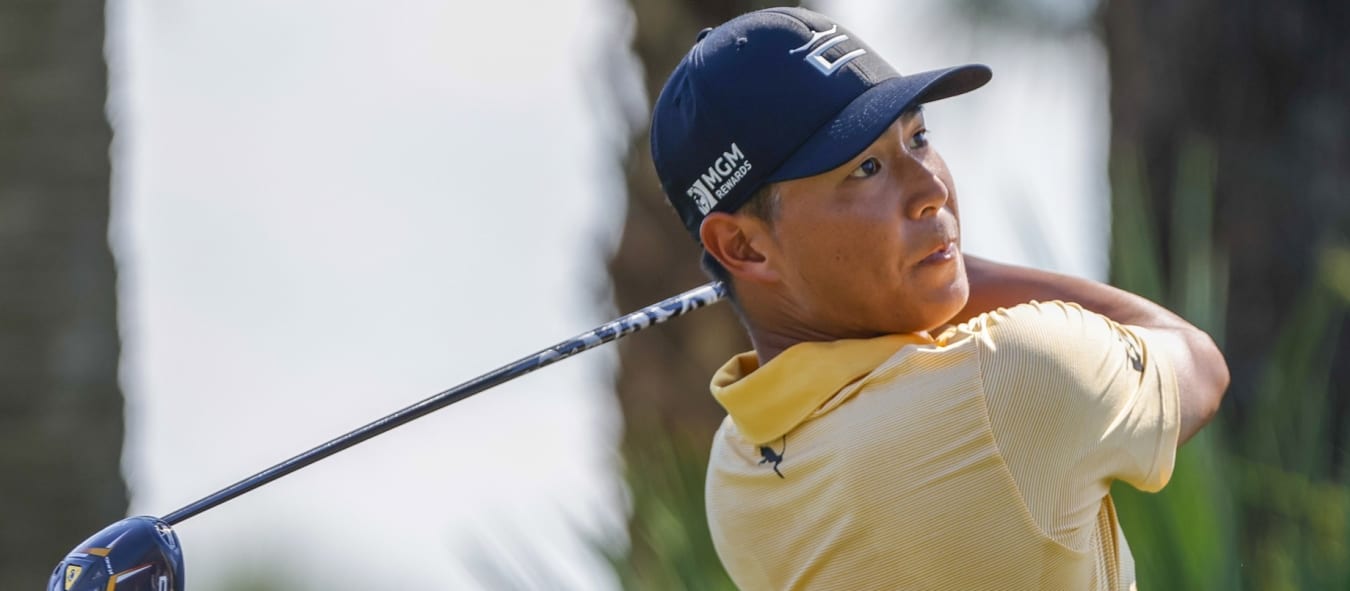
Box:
161, 281, 727, 525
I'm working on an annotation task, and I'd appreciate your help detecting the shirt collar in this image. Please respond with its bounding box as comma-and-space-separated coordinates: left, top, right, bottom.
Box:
710, 334, 928, 444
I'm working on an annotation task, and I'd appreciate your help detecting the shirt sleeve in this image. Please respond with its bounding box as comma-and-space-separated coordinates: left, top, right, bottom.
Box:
973, 300, 1181, 494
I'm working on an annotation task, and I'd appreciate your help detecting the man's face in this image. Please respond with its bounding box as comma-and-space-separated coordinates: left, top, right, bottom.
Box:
762, 108, 968, 337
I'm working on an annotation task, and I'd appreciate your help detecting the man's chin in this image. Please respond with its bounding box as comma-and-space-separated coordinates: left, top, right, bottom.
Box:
885, 296, 970, 336
924, 276, 972, 332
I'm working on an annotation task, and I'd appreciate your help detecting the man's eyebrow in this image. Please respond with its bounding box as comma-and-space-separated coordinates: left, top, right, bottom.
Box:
900, 104, 925, 120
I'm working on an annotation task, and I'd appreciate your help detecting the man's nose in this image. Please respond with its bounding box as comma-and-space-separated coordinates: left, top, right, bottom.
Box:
893, 153, 949, 219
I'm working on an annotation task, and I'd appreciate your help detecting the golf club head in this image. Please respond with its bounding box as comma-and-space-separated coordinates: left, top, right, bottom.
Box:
49, 516, 185, 591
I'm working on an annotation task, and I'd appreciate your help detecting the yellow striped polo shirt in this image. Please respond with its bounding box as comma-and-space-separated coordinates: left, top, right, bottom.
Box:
705, 301, 1180, 590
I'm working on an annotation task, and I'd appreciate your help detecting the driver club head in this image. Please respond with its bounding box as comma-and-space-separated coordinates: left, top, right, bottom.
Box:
49, 516, 185, 591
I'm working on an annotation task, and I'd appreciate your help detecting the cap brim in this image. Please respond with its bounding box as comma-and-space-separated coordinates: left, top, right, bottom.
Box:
765, 64, 991, 182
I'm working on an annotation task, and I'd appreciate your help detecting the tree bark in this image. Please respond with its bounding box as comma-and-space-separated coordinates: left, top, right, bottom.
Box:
0, 1, 126, 587
608, 0, 780, 582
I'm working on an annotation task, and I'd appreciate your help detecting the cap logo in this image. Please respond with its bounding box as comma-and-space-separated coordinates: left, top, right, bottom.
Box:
788, 25, 866, 76
686, 142, 752, 215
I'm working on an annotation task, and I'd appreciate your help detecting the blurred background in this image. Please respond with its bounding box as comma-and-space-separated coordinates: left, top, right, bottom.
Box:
2, 0, 1345, 589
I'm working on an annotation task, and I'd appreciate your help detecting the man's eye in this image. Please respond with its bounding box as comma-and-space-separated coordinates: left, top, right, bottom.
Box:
909, 129, 930, 150
849, 157, 882, 178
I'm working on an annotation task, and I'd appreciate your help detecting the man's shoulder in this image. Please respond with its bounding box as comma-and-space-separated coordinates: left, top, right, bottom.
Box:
946, 300, 1106, 347
942, 300, 1131, 388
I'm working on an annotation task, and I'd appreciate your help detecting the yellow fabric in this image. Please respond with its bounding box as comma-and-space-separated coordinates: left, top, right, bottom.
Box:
705, 301, 1180, 590
711, 333, 929, 444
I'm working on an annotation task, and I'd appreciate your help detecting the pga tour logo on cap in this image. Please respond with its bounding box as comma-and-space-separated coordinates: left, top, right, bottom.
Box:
686, 143, 753, 215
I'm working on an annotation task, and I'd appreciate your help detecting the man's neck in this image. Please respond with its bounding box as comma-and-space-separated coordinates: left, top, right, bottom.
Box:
744, 329, 797, 367
748, 326, 936, 366
746, 318, 896, 366
737, 287, 930, 365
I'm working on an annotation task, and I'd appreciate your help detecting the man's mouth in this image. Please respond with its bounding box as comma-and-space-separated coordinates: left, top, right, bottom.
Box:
920, 240, 959, 265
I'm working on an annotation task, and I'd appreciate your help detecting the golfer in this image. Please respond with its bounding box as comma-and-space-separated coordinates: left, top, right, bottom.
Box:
649, 7, 1229, 590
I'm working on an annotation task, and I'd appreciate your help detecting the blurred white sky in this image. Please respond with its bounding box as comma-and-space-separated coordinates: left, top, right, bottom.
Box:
106, 0, 1107, 589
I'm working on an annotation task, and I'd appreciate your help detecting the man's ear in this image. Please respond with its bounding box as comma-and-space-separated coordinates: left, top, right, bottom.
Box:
699, 212, 779, 284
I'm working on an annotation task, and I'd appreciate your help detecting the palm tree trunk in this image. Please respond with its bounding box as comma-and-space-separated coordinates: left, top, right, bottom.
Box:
607, 0, 781, 585
1103, 0, 1350, 455
0, 1, 126, 587
1102, 0, 1350, 584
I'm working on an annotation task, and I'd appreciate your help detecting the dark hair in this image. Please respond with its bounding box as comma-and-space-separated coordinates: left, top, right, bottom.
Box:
700, 183, 780, 306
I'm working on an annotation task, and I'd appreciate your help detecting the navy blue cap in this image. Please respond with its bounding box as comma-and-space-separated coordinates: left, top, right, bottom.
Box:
651, 7, 991, 241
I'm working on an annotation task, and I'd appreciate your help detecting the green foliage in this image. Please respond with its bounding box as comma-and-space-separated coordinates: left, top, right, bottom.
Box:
601, 435, 737, 591
1110, 138, 1350, 590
